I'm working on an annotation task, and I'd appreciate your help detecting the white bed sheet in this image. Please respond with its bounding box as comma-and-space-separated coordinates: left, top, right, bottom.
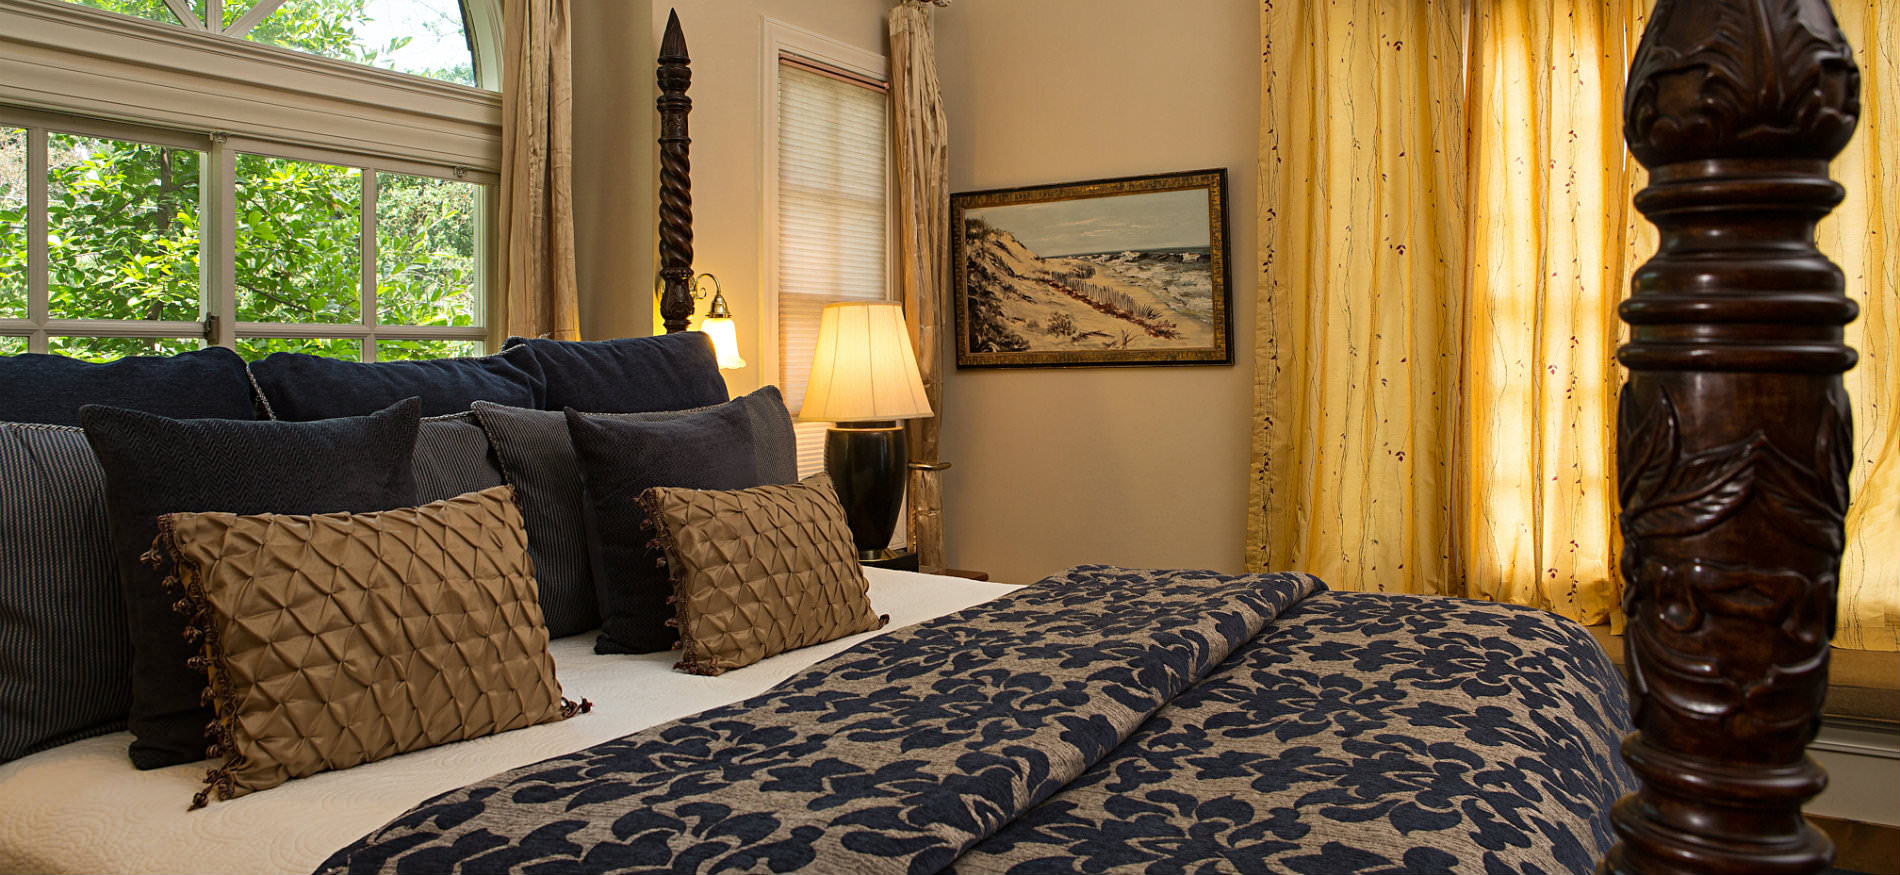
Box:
0, 569, 1018, 875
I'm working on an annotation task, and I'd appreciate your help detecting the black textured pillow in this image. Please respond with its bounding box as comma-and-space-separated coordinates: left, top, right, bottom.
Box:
412, 411, 505, 503
503, 333, 728, 413
564, 402, 761, 654
0, 347, 258, 426
0, 423, 128, 763
249, 345, 545, 420
79, 398, 422, 770
471, 387, 798, 640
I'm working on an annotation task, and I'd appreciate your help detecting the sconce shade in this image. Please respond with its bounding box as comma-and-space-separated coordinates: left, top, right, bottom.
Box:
701, 318, 746, 369
801, 301, 932, 423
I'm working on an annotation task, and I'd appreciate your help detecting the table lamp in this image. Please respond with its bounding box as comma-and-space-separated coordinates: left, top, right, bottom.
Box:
799, 301, 933, 560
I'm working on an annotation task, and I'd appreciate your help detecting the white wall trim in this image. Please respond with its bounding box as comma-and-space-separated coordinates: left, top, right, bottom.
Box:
0, 0, 501, 170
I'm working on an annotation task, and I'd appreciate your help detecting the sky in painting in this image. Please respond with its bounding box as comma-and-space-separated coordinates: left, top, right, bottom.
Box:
966, 188, 1210, 256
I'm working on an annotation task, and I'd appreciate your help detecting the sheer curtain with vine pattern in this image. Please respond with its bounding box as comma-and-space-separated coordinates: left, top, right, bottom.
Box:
1251, 0, 1896, 649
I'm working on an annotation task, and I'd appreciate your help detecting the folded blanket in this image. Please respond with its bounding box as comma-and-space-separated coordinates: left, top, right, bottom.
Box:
319, 566, 1322, 874
949, 591, 1635, 874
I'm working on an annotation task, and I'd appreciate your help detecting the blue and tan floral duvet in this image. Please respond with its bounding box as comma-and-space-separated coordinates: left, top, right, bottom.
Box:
319, 566, 1634, 874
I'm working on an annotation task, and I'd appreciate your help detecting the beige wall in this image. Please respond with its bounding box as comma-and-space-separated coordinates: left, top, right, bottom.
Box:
571, 0, 655, 343
570, 0, 892, 399
933, 1, 1259, 584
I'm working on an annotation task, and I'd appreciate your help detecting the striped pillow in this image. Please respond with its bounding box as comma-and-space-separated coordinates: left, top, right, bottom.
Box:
0, 422, 129, 763
412, 411, 505, 503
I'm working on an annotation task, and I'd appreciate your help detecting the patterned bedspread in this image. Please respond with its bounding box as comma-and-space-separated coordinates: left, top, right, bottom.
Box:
318, 567, 1634, 875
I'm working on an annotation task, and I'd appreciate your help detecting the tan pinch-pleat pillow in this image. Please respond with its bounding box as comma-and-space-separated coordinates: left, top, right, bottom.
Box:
148, 485, 584, 810
638, 475, 888, 676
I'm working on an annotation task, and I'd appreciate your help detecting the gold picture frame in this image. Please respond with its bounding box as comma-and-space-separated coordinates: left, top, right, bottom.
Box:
951, 168, 1232, 369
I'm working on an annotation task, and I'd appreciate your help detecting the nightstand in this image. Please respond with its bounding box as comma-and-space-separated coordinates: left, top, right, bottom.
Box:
860, 549, 919, 572
938, 568, 990, 581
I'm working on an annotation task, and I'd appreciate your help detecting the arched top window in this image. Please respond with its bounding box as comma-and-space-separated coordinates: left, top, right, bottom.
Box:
60, 0, 496, 89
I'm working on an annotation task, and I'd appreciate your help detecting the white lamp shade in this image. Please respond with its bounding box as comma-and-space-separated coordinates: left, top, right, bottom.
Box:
800, 301, 933, 422
699, 318, 747, 369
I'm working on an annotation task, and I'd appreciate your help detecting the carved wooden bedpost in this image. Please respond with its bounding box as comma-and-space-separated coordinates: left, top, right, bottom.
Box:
656, 9, 696, 335
1606, 1, 1860, 873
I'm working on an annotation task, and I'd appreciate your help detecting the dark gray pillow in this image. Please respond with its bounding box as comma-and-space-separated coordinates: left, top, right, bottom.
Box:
0, 347, 258, 426
0, 423, 128, 764
470, 386, 796, 640
249, 345, 545, 421
79, 398, 422, 770
502, 333, 728, 414
564, 403, 761, 654
413, 411, 506, 503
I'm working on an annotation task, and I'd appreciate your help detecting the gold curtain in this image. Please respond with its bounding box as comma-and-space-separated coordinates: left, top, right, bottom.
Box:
498, 0, 580, 342
1254, 0, 1895, 645
1457, 0, 1649, 626
1249, 0, 1468, 594
1826, 0, 1898, 651
890, 1, 950, 569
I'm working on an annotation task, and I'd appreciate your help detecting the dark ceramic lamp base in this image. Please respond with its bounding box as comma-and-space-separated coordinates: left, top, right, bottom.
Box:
823, 421, 907, 561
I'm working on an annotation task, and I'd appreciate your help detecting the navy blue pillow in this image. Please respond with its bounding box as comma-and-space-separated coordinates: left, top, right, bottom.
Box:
249, 346, 546, 420
0, 347, 257, 426
564, 403, 760, 654
505, 333, 728, 414
80, 398, 422, 770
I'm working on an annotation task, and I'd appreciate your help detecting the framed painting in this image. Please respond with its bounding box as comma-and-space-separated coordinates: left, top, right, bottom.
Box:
951, 168, 1232, 368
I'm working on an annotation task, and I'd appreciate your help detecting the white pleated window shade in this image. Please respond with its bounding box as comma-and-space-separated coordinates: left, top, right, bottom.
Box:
775, 58, 890, 477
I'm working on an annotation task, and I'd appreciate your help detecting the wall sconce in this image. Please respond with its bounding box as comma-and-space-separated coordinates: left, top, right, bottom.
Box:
691, 274, 746, 370
658, 272, 747, 370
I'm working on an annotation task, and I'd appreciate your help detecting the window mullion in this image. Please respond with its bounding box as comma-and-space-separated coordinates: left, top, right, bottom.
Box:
206, 135, 236, 349
360, 169, 377, 362
223, 0, 288, 40
161, 0, 204, 30
25, 125, 47, 354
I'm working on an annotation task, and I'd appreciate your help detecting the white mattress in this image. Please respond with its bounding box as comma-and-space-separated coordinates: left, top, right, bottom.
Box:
0, 569, 1017, 875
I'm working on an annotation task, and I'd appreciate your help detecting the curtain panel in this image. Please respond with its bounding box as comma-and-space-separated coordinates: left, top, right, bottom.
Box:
1252, 0, 1896, 648
498, 0, 580, 342
1827, 0, 1898, 651
890, 1, 950, 568
1250, 0, 1469, 596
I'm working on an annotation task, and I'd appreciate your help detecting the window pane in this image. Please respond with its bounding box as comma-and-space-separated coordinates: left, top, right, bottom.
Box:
236, 153, 360, 324
48, 134, 203, 322
237, 337, 362, 361
377, 171, 478, 328
1, 127, 24, 319
376, 338, 480, 361
59, 0, 180, 26
0, 337, 23, 355
244, 0, 476, 87
50, 336, 201, 361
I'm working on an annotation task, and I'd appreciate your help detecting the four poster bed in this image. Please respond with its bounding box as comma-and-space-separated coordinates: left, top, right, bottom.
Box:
0, 1, 1865, 873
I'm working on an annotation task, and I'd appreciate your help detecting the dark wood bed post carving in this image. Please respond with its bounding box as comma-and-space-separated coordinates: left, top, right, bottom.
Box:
656, 9, 696, 335
1606, 0, 1861, 872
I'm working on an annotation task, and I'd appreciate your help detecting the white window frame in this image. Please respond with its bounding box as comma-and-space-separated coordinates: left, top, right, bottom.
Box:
759, 18, 896, 478
0, 0, 500, 359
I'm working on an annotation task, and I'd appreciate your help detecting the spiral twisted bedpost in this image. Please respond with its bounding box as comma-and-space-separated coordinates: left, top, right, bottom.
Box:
1604, 0, 1861, 872
656, 9, 696, 335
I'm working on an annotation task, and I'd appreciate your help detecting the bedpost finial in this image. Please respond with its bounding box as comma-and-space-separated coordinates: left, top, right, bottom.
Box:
1625, 0, 1859, 169
661, 9, 688, 62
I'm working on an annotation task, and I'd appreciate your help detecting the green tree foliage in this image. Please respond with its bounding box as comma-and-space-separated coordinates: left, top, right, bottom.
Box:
0, 0, 481, 362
